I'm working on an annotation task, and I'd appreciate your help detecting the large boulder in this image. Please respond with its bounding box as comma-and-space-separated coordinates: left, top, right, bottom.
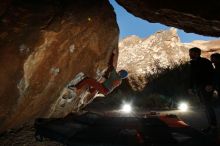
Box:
0, 0, 118, 132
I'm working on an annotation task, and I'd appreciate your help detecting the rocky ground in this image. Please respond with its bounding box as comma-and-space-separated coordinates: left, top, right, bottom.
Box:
0, 122, 63, 146
1, 98, 220, 145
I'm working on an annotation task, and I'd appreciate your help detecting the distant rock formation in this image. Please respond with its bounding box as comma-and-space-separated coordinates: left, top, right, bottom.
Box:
184, 40, 220, 58
0, 0, 119, 132
118, 28, 188, 75
118, 28, 220, 90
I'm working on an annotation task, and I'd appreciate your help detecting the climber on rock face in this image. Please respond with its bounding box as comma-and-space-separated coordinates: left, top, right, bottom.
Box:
68, 68, 128, 95
68, 52, 128, 95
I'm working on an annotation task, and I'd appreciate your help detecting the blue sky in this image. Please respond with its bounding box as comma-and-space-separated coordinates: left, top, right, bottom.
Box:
109, 0, 219, 43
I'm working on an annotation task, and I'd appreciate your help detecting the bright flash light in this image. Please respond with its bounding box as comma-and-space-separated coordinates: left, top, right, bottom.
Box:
178, 102, 188, 112
121, 104, 132, 113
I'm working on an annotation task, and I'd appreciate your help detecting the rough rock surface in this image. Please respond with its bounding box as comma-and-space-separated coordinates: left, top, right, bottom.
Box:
0, 0, 119, 132
0, 122, 63, 146
116, 0, 220, 37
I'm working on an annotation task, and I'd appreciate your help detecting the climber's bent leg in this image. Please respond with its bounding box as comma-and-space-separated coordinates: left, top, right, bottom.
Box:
76, 77, 109, 95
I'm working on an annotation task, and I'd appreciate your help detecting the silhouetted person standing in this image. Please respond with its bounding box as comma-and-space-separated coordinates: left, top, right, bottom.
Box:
188, 47, 217, 133
211, 53, 220, 98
